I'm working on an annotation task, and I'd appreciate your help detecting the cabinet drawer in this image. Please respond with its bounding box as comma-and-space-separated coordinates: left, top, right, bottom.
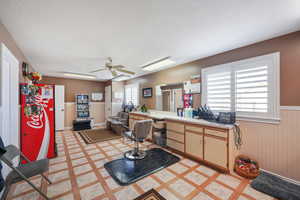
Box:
167, 122, 184, 133
185, 125, 204, 133
167, 130, 184, 143
205, 129, 227, 138
185, 131, 203, 159
167, 139, 184, 152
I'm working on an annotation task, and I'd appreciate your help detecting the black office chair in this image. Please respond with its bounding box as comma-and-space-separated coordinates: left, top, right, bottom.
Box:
123, 119, 152, 160
0, 145, 52, 200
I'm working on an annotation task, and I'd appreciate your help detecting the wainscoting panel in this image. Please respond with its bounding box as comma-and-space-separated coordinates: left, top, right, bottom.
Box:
239, 108, 300, 181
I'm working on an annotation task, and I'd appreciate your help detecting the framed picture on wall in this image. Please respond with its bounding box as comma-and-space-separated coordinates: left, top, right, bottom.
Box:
142, 88, 152, 98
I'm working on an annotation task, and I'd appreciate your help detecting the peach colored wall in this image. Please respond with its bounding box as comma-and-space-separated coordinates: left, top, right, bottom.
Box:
127, 31, 300, 107
239, 108, 300, 181
0, 21, 34, 82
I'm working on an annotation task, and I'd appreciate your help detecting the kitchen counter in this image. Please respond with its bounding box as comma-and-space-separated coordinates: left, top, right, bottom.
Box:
130, 111, 234, 130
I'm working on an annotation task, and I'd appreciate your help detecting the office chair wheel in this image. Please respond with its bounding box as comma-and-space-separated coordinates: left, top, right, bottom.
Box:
124, 150, 146, 160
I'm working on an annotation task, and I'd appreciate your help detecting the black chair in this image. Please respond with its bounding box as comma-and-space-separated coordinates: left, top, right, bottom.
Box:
0, 145, 52, 200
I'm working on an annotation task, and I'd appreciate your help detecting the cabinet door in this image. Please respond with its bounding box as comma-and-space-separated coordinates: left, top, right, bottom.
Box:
129, 119, 134, 130
185, 132, 203, 159
204, 136, 227, 168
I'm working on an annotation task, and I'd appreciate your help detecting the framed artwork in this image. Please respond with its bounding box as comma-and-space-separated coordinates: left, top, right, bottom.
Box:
142, 88, 152, 98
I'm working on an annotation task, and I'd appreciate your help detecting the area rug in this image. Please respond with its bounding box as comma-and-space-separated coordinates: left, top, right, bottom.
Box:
104, 148, 180, 186
251, 171, 300, 200
134, 189, 166, 200
78, 128, 122, 144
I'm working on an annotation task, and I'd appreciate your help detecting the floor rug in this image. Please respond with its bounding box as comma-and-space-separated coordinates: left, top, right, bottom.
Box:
251, 171, 300, 200
104, 148, 180, 186
134, 189, 166, 200
78, 128, 122, 144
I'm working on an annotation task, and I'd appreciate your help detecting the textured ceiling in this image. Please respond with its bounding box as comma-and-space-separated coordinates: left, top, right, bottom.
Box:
0, 0, 299, 80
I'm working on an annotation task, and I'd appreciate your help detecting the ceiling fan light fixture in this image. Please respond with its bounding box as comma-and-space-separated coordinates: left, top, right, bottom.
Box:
63, 73, 96, 79
142, 56, 175, 71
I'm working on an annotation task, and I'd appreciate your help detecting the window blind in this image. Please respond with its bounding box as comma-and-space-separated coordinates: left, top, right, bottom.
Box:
206, 71, 231, 111
235, 66, 268, 113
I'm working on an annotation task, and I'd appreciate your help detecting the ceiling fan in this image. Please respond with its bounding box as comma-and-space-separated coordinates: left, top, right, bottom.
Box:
89, 57, 135, 77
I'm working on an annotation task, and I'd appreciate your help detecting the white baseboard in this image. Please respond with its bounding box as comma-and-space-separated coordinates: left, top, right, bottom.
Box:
260, 169, 300, 185
64, 126, 73, 130
94, 122, 106, 127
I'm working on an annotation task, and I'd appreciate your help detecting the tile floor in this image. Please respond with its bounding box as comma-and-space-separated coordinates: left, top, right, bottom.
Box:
6, 130, 276, 200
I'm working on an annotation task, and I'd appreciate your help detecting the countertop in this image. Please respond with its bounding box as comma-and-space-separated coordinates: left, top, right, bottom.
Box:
130, 111, 234, 130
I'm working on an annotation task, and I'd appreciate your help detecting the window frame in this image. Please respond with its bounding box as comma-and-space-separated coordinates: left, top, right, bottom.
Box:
202, 52, 280, 123
125, 83, 139, 106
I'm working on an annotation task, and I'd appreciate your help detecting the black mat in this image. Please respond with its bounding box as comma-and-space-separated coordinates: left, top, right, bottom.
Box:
251, 171, 300, 200
104, 148, 180, 186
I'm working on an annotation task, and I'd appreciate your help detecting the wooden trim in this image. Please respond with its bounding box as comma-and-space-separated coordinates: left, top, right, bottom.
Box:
166, 137, 184, 144
167, 129, 184, 135
204, 126, 227, 132
165, 119, 185, 124
185, 130, 204, 135
204, 133, 227, 141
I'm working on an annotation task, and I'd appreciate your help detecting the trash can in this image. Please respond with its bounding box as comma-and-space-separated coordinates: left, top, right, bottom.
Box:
152, 120, 166, 146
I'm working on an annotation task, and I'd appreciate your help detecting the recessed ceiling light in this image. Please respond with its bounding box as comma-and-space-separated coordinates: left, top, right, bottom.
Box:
142, 57, 175, 71
63, 73, 96, 79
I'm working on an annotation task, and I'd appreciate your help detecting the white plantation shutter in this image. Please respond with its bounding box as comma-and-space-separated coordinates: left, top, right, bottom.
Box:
235, 66, 268, 113
202, 53, 280, 122
125, 84, 139, 106
206, 71, 231, 111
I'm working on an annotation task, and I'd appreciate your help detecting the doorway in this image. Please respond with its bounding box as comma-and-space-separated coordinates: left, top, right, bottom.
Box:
55, 85, 65, 130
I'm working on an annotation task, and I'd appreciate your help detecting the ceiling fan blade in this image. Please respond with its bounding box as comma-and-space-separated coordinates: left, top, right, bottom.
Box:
111, 70, 118, 77
116, 68, 135, 75
89, 68, 106, 73
111, 65, 125, 69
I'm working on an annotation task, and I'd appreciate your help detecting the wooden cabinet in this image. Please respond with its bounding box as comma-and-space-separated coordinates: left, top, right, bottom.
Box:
204, 135, 227, 168
185, 131, 203, 159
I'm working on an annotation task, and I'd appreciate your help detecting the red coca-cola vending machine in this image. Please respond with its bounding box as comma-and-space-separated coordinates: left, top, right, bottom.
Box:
20, 83, 56, 162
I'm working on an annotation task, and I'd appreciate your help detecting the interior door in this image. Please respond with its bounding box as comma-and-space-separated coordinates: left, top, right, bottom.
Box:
0, 44, 19, 177
55, 85, 65, 130
105, 85, 112, 120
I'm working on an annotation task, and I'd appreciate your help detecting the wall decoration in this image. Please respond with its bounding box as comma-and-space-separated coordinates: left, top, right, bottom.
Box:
142, 88, 152, 98
91, 92, 103, 101
22, 62, 30, 77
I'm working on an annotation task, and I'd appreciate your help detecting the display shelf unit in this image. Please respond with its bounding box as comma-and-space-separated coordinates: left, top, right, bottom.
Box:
76, 94, 90, 119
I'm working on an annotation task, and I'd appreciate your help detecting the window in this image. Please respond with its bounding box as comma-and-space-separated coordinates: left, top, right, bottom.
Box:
202, 53, 280, 122
125, 84, 139, 106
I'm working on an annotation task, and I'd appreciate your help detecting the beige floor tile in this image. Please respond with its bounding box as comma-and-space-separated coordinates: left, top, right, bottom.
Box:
49, 170, 69, 183
154, 169, 176, 183
49, 162, 68, 173
137, 176, 160, 192
76, 172, 97, 187
105, 177, 119, 190
56, 193, 74, 200
79, 183, 105, 200
205, 182, 233, 200
168, 163, 189, 174
181, 159, 198, 167
114, 186, 139, 200
69, 152, 85, 160
196, 165, 216, 177
216, 174, 241, 189
50, 156, 66, 164
73, 164, 92, 175
47, 180, 72, 198
13, 191, 39, 200
86, 148, 100, 155
13, 178, 41, 196
159, 188, 180, 200
71, 157, 88, 166
169, 179, 196, 198
90, 153, 105, 161
184, 171, 208, 185
94, 158, 109, 168
192, 192, 214, 200
99, 168, 110, 178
